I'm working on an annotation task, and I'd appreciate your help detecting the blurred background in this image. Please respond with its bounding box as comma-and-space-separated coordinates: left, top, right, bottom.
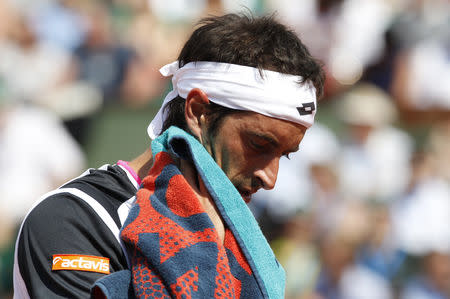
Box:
0, 0, 449, 298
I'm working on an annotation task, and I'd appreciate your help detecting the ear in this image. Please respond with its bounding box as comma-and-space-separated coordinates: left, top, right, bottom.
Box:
185, 88, 210, 140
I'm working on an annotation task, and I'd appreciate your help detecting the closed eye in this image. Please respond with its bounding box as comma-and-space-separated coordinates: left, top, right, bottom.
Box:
249, 139, 267, 151
247, 133, 278, 152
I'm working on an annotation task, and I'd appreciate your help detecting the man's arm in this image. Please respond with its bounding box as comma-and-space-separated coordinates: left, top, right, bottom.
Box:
15, 194, 128, 298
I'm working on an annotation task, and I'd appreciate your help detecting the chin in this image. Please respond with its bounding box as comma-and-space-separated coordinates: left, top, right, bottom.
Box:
240, 192, 252, 203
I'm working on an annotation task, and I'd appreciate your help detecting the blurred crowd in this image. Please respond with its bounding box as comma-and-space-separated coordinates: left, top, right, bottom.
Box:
0, 0, 448, 298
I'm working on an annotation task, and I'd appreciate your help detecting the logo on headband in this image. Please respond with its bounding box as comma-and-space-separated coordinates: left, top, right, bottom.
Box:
296, 102, 316, 116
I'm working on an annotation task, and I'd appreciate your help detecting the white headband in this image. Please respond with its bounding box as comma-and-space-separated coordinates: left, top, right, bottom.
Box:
147, 61, 317, 139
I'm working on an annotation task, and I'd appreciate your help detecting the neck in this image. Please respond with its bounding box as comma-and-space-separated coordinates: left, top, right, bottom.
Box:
128, 148, 154, 180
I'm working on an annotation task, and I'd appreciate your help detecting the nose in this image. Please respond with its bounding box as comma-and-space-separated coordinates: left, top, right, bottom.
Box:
254, 157, 280, 190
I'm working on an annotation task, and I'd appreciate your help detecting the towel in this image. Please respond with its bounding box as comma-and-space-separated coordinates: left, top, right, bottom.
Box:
92, 126, 285, 298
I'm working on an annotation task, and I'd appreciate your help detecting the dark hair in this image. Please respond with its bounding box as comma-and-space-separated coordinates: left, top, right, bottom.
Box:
161, 13, 325, 135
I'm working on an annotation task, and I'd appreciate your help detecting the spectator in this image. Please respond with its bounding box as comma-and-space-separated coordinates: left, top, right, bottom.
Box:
266, 0, 395, 95
336, 83, 414, 202
400, 251, 450, 299
0, 12, 74, 103
29, 0, 86, 52
272, 212, 321, 299
391, 151, 450, 256
0, 98, 85, 249
390, 0, 450, 124
357, 203, 406, 281
315, 201, 393, 299
73, 3, 136, 103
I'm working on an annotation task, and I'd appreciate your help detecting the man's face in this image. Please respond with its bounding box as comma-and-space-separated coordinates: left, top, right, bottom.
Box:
200, 112, 307, 203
